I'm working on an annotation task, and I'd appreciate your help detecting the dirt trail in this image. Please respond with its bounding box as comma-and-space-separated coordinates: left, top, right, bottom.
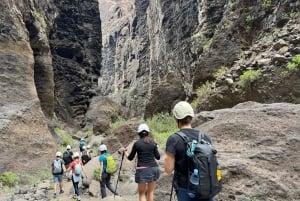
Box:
51, 152, 140, 201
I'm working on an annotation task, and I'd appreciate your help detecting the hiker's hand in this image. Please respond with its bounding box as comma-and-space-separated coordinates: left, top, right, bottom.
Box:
118, 147, 126, 154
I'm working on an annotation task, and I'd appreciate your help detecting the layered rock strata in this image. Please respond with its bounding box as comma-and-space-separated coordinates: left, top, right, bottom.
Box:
50, 0, 102, 126
0, 0, 56, 175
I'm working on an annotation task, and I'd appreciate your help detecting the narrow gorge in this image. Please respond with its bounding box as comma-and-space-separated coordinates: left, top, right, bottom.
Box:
0, 0, 299, 200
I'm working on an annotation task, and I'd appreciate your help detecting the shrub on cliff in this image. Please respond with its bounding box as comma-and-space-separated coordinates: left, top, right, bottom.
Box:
54, 127, 73, 146
0, 172, 19, 187
287, 54, 300, 71
238, 70, 261, 88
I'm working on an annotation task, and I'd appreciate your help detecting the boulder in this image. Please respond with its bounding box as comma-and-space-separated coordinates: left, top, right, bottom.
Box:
144, 72, 186, 119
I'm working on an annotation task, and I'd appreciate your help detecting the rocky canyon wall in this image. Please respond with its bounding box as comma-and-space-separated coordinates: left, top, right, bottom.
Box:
98, 0, 200, 117
0, 0, 102, 175
50, 0, 102, 127
98, 0, 300, 118
0, 0, 56, 175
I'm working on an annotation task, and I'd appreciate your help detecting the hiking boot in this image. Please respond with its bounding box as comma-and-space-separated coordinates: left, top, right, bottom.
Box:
59, 189, 64, 194
53, 193, 56, 198
77, 195, 81, 201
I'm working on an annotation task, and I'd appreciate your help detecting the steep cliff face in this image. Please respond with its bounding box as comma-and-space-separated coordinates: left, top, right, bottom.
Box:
0, 0, 56, 175
50, 0, 102, 127
99, 0, 199, 117
99, 0, 300, 118
0, 0, 103, 174
195, 0, 300, 111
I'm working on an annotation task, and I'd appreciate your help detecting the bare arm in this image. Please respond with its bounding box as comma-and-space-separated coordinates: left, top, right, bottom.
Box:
164, 152, 175, 174
62, 164, 67, 173
99, 161, 103, 181
82, 164, 88, 178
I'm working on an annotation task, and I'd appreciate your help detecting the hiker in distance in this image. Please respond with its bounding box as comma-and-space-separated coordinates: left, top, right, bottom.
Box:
67, 152, 88, 201
79, 138, 86, 152
81, 145, 92, 165
120, 123, 160, 201
98, 144, 119, 199
165, 101, 220, 201
51, 151, 66, 198
62, 145, 73, 169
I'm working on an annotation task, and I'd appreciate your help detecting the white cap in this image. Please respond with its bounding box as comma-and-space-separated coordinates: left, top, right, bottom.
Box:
137, 123, 150, 133
172, 101, 194, 119
73, 152, 80, 158
80, 138, 85, 141
99, 144, 107, 151
66, 145, 71, 150
56, 151, 62, 157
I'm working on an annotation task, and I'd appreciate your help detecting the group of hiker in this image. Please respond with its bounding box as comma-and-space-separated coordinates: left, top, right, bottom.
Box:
51, 140, 90, 200
51, 101, 221, 201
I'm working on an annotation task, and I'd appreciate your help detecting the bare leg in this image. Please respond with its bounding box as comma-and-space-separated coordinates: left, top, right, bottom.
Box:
147, 181, 156, 201
138, 183, 147, 201
54, 182, 57, 194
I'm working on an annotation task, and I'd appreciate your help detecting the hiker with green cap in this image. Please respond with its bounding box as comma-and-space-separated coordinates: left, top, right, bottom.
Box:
165, 101, 219, 201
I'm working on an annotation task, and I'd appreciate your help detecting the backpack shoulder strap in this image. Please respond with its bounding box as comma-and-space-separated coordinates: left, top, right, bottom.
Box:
198, 130, 211, 145
175, 131, 191, 144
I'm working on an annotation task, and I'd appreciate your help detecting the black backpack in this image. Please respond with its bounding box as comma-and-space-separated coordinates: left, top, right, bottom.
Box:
176, 131, 222, 199
81, 151, 91, 165
63, 151, 73, 164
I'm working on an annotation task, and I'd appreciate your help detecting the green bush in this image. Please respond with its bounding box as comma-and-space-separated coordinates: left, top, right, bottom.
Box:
287, 54, 300, 71
246, 15, 254, 30
54, 127, 73, 146
94, 168, 100, 180
0, 172, 20, 187
203, 38, 213, 50
33, 11, 47, 28
262, 0, 272, 8
213, 66, 229, 78
191, 81, 213, 109
146, 113, 178, 148
238, 70, 261, 87
246, 196, 259, 201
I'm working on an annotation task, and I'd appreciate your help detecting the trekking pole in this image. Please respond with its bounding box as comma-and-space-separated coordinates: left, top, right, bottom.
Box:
114, 150, 125, 198
169, 175, 175, 201
169, 183, 174, 201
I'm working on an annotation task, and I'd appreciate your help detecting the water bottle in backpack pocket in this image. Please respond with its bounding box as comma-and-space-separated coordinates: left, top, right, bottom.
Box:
176, 131, 222, 199
188, 169, 199, 198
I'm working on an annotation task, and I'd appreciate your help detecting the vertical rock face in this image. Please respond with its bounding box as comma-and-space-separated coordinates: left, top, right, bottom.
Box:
99, 0, 300, 117
99, 0, 199, 117
24, 0, 57, 118
0, 0, 55, 174
50, 0, 102, 126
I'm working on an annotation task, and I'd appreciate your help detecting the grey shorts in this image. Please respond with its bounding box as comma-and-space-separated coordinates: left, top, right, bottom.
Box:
135, 166, 160, 183
53, 174, 63, 183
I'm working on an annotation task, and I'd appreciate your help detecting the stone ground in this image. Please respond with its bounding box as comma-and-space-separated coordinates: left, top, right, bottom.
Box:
1, 102, 299, 201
